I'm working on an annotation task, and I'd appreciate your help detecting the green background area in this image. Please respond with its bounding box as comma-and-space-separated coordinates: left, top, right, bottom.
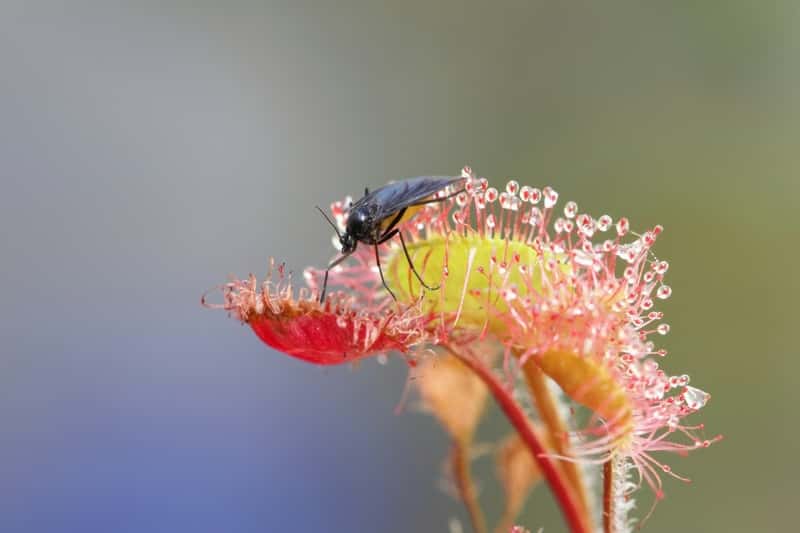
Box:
1, 2, 796, 532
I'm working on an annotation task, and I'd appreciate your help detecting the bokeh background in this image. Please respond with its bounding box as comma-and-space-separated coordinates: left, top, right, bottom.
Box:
1, 2, 797, 532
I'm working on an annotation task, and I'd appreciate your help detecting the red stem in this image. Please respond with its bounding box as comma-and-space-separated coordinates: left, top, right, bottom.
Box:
450, 349, 591, 533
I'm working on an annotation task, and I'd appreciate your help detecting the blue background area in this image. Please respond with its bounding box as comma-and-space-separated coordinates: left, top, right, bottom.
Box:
1, 2, 797, 532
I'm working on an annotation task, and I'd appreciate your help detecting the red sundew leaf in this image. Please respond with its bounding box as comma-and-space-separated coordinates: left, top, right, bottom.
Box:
248, 302, 421, 365
203, 270, 427, 366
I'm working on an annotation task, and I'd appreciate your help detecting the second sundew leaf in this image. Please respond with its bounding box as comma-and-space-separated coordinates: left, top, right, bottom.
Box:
535, 349, 633, 442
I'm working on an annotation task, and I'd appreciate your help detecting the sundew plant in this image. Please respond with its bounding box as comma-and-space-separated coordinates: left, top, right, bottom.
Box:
205, 167, 720, 533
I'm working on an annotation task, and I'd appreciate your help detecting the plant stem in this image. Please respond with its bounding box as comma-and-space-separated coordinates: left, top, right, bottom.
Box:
521, 358, 592, 519
451, 441, 487, 533
603, 459, 613, 533
449, 347, 592, 533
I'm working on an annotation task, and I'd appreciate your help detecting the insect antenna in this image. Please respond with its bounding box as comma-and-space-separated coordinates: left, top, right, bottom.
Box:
315, 206, 342, 239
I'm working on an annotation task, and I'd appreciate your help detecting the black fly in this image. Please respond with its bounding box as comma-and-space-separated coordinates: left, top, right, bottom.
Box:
317, 176, 466, 303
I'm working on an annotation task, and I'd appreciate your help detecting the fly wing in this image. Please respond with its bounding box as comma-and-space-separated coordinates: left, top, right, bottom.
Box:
356, 175, 465, 218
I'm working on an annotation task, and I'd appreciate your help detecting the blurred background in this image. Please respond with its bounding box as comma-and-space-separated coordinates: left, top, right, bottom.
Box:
1, 1, 797, 532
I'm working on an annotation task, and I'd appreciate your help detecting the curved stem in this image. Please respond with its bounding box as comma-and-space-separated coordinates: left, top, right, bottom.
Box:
449, 347, 591, 533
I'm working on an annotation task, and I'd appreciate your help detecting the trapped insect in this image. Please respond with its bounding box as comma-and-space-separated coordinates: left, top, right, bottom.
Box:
317, 175, 466, 303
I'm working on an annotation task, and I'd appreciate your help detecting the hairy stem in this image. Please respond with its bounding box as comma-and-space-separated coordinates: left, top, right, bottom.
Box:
448, 347, 592, 533
451, 441, 487, 533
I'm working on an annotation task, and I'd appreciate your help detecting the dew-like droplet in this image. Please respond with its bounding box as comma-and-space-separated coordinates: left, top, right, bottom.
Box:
623, 266, 638, 284
644, 360, 659, 374
529, 187, 542, 204
617, 240, 643, 263
519, 185, 533, 202
501, 286, 518, 302
506, 180, 519, 195
597, 214, 612, 231
657, 324, 671, 335
564, 201, 578, 219
543, 186, 559, 208
577, 213, 594, 235
657, 285, 672, 299
485, 187, 499, 203
654, 260, 669, 275
683, 386, 709, 410
616, 217, 630, 236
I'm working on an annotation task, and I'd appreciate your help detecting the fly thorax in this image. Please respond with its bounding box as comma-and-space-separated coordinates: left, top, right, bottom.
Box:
346, 209, 372, 240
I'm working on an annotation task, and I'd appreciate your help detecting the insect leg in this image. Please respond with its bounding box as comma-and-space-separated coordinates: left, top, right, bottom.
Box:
374, 243, 397, 302
397, 231, 440, 290
319, 252, 353, 303
377, 228, 397, 244
377, 228, 439, 292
